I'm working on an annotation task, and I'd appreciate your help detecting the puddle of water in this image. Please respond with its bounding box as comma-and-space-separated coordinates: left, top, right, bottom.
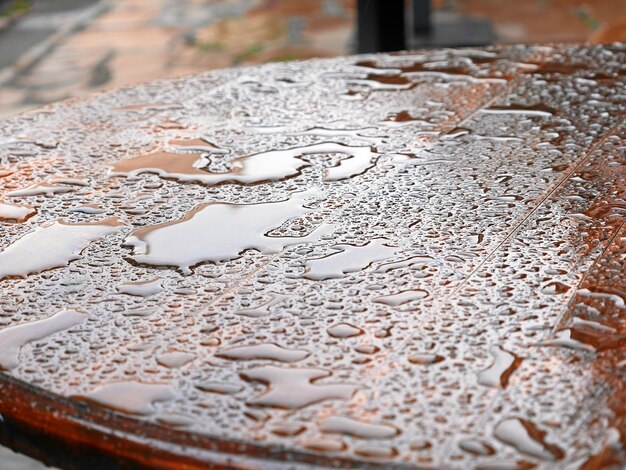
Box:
7, 182, 76, 197
0, 218, 124, 280
319, 416, 399, 439
354, 445, 398, 459
540, 281, 570, 295
572, 317, 616, 333
494, 418, 565, 461
383, 111, 431, 127
217, 343, 309, 362
235, 293, 290, 318
539, 329, 597, 352
49, 177, 89, 187
169, 138, 227, 153
196, 381, 243, 395
290, 127, 386, 144
75, 381, 176, 415
480, 104, 554, 118
477, 346, 523, 388
374, 289, 429, 307
156, 351, 195, 368
123, 189, 332, 274
110, 142, 379, 185
578, 287, 625, 309
355, 344, 379, 355
240, 366, 358, 409
0, 202, 36, 222
374, 255, 434, 273
69, 204, 105, 215
304, 436, 346, 452
302, 239, 399, 280
458, 438, 495, 456
327, 323, 364, 338
271, 423, 306, 437
408, 354, 444, 365
117, 279, 163, 297
0, 310, 85, 370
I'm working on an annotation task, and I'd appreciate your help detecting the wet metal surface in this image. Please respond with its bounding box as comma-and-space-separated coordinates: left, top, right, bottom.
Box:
0, 44, 624, 469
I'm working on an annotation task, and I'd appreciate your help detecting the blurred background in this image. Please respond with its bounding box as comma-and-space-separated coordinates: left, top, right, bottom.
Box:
0, 0, 624, 119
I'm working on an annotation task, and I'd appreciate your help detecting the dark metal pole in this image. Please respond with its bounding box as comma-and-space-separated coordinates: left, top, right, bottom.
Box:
357, 0, 406, 53
413, 0, 432, 34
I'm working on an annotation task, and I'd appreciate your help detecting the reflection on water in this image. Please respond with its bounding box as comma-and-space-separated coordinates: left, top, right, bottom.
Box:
0, 44, 624, 468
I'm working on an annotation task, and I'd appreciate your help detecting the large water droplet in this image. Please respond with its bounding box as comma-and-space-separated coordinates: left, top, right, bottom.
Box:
123, 190, 332, 274
74, 381, 176, 415
117, 279, 163, 297
0, 218, 124, 280
477, 346, 523, 388
319, 416, 399, 439
302, 239, 399, 280
0, 202, 36, 222
0, 309, 85, 370
240, 366, 358, 409
110, 142, 379, 185
217, 343, 309, 362
494, 418, 565, 461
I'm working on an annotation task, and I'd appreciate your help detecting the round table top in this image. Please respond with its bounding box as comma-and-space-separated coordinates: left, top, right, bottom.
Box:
0, 43, 624, 469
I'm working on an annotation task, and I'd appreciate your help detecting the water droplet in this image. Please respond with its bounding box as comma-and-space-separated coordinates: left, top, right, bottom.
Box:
169, 138, 226, 153
123, 190, 332, 274
374, 255, 434, 273
217, 343, 309, 362
572, 317, 616, 333
540, 282, 570, 295
494, 418, 565, 461
0, 202, 36, 222
0, 309, 85, 370
458, 437, 496, 456
111, 142, 379, 185
327, 323, 364, 338
290, 127, 385, 144
408, 354, 444, 365
74, 381, 176, 415
195, 381, 243, 395
235, 293, 290, 318
156, 351, 195, 368
355, 344, 379, 355
539, 329, 596, 352
477, 346, 523, 388
271, 423, 306, 437
117, 279, 163, 297
302, 239, 399, 280
69, 204, 105, 215
117, 102, 182, 111
240, 366, 358, 409
7, 182, 76, 198
156, 414, 195, 427
481, 104, 554, 118
374, 289, 429, 307
0, 218, 124, 280
319, 416, 399, 439
383, 111, 429, 126
49, 177, 89, 187
304, 436, 346, 452
577, 288, 625, 309
354, 445, 398, 459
